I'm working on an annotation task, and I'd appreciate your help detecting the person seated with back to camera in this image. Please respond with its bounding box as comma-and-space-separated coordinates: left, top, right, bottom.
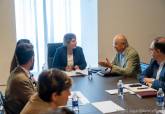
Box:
20, 68, 72, 114
10, 39, 31, 73
5, 43, 37, 114
52, 33, 87, 71
98, 34, 141, 77
9, 39, 37, 86
139, 37, 165, 91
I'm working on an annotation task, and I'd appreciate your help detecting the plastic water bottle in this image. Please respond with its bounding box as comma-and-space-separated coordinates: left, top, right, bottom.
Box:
156, 88, 164, 107
0, 106, 5, 114
42, 63, 47, 70
88, 65, 92, 80
117, 80, 124, 97
72, 93, 79, 113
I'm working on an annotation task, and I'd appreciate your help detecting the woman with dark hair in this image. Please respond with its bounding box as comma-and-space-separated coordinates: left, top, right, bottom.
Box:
9, 39, 37, 85
10, 39, 31, 72
5, 43, 36, 114
52, 33, 87, 71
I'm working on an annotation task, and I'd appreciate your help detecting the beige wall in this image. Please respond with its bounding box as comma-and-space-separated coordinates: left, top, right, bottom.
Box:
98, 0, 165, 63
0, 0, 16, 85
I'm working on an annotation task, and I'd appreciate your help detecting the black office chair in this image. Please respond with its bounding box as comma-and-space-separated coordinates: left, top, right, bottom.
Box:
0, 91, 5, 114
47, 43, 63, 68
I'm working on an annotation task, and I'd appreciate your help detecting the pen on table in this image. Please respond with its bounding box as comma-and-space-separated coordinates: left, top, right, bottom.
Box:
137, 87, 148, 89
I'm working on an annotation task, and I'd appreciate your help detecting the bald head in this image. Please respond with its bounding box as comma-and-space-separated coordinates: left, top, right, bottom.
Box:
113, 34, 128, 53
114, 34, 127, 40
158, 37, 165, 43
113, 34, 128, 47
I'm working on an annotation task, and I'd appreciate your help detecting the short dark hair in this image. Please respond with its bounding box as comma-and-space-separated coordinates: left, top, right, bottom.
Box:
16, 43, 34, 65
154, 42, 165, 54
63, 33, 76, 46
38, 68, 72, 102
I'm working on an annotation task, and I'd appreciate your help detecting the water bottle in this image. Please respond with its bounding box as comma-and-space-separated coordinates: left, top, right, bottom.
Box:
72, 93, 79, 113
117, 80, 124, 97
42, 63, 47, 70
156, 88, 164, 107
0, 106, 5, 114
88, 65, 92, 80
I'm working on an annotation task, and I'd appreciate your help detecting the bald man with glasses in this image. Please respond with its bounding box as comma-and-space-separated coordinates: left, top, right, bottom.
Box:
99, 34, 141, 78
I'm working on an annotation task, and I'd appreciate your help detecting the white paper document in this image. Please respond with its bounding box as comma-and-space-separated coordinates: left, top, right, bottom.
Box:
157, 110, 165, 114
105, 89, 129, 95
64, 69, 88, 77
92, 101, 125, 113
67, 91, 90, 106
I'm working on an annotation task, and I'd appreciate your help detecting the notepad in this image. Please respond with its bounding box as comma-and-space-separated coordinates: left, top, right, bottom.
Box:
105, 89, 129, 95
92, 101, 125, 113
124, 83, 156, 92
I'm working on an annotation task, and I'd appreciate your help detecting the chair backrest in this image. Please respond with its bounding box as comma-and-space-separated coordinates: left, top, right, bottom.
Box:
0, 91, 5, 114
47, 43, 63, 68
140, 62, 149, 73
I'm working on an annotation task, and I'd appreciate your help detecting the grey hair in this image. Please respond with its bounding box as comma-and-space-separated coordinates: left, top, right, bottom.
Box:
113, 34, 129, 47
123, 38, 129, 47
63, 33, 76, 46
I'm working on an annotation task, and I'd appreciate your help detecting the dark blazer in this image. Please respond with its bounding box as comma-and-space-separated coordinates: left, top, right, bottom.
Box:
52, 46, 87, 70
5, 66, 36, 114
139, 59, 165, 91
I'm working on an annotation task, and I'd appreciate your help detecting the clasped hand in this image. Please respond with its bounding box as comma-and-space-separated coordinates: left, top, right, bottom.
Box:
143, 78, 154, 87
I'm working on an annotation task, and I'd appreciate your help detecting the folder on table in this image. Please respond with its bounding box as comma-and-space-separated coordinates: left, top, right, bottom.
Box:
124, 83, 157, 98
136, 91, 157, 98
